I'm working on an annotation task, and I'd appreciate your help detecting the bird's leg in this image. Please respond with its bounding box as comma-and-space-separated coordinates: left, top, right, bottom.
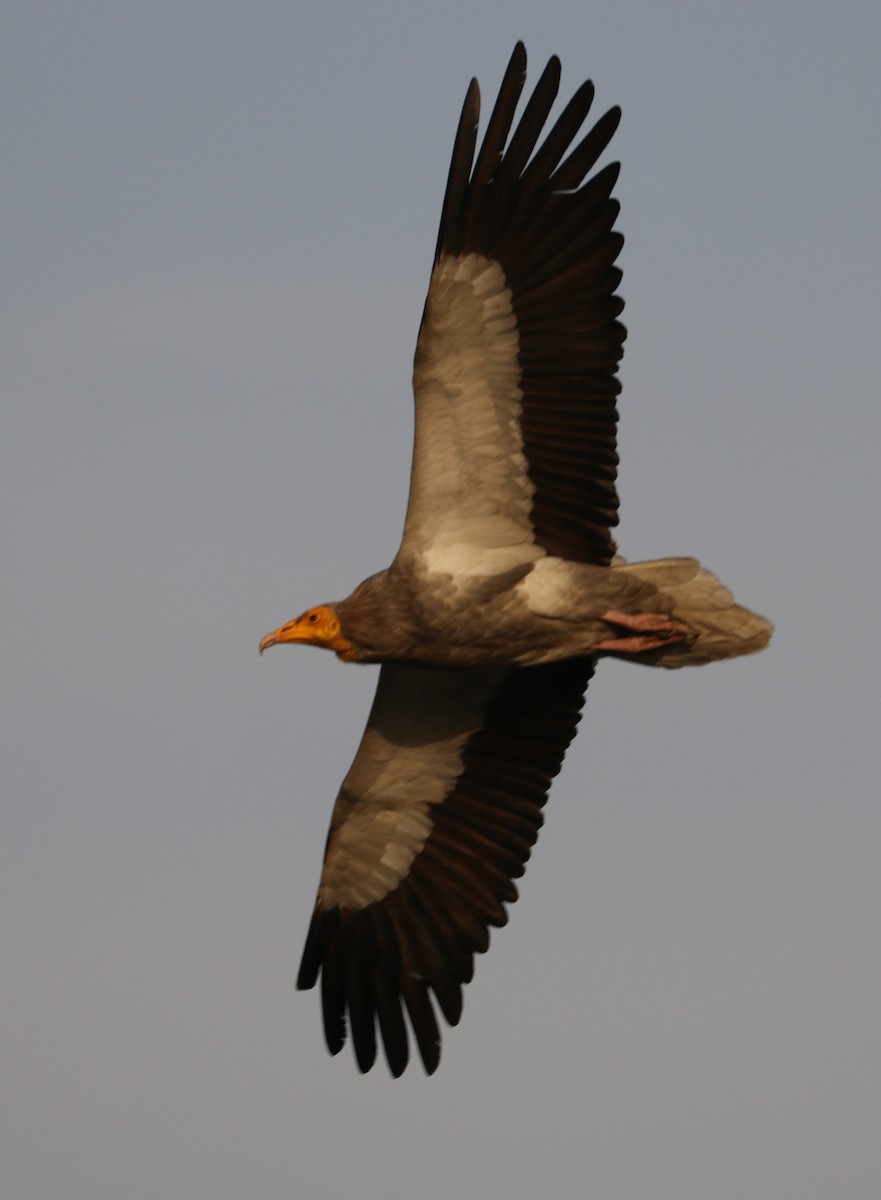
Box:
593, 609, 696, 655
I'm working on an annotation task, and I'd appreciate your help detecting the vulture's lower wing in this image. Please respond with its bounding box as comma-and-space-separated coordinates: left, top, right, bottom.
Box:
297, 657, 593, 1076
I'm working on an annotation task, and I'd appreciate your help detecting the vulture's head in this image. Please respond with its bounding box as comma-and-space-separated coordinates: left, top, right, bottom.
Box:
259, 605, 358, 661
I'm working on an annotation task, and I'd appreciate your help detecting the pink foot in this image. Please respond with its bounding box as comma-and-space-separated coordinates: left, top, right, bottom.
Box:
593, 610, 695, 655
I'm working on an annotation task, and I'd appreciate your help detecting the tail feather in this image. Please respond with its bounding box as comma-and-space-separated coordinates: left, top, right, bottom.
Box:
617, 557, 773, 667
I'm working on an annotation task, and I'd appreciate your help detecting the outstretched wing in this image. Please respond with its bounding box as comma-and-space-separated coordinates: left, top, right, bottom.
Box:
297, 658, 592, 1075
400, 42, 625, 578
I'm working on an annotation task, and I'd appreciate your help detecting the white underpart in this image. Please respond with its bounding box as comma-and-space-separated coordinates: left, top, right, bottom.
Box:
401, 253, 544, 580
518, 557, 585, 617
318, 665, 505, 909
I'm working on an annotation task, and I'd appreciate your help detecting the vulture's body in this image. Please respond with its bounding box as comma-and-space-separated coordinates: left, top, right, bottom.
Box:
260, 45, 772, 1077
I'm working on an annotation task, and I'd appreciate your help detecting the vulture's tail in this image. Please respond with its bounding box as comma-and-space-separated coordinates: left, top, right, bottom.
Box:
617, 557, 773, 667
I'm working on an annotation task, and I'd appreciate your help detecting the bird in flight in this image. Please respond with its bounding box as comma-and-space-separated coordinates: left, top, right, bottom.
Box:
260, 43, 772, 1077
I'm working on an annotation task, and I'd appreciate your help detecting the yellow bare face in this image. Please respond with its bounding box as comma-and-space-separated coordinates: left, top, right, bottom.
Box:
258, 605, 357, 661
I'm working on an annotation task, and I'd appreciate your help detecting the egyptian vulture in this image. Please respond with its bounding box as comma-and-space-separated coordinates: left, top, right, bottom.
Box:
260, 43, 772, 1076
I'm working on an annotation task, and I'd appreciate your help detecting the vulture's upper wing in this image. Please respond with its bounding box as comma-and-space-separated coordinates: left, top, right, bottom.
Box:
297, 658, 592, 1075
400, 41, 625, 575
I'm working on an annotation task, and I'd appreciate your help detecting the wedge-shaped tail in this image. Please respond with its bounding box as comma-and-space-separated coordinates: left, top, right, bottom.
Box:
617, 557, 773, 667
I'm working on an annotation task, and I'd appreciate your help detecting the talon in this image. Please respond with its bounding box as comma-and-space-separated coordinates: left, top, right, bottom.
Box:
593, 610, 695, 655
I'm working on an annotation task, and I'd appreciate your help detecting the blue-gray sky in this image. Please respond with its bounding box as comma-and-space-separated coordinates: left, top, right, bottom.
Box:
3, 2, 880, 1197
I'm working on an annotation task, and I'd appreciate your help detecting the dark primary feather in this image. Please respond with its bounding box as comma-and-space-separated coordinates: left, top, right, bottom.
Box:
298, 659, 592, 1076
432, 42, 625, 566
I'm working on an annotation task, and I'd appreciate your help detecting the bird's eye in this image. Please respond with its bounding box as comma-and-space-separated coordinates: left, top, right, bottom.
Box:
308, 612, 319, 623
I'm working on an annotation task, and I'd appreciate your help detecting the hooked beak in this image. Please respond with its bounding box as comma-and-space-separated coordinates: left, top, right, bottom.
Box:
258, 630, 278, 655
259, 621, 313, 655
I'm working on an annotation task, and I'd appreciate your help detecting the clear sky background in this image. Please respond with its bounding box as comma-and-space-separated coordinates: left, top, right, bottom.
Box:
3, 2, 879, 1197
